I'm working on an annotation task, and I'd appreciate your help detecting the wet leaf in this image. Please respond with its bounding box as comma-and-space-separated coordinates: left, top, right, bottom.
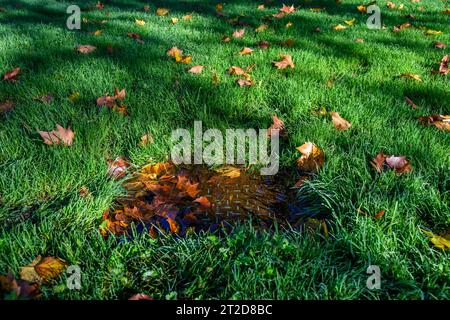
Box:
108, 157, 130, 179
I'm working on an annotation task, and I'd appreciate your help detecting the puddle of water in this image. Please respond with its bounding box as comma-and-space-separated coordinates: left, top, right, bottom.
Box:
100, 162, 328, 237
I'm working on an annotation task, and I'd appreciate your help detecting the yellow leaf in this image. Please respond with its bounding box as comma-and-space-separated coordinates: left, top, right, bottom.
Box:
174, 51, 192, 64
425, 29, 443, 36
334, 24, 347, 30
171, 17, 179, 24
255, 24, 268, 32
20, 256, 68, 284
400, 73, 422, 81
92, 29, 102, 36
310, 8, 323, 12
285, 21, 293, 28
68, 92, 80, 103
344, 18, 356, 26
135, 19, 145, 26
156, 7, 169, 16
421, 229, 450, 250
357, 5, 366, 13
214, 166, 241, 178
216, 4, 223, 12
182, 14, 193, 20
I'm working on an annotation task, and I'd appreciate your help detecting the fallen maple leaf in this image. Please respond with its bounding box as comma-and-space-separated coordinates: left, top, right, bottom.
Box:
357, 5, 367, 13
171, 17, 179, 24
279, 39, 295, 47
433, 41, 447, 49
438, 55, 449, 74
236, 78, 253, 87
404, 96, 418, 109
258, 40, 270, 49
272, 12, 286, 18
258, 4, 265, 10
188, 65, 204, 74
3, 67, 21, 82
34, 94, 53, 103
239, 47, 254, 55
421, 229, 450, 249
372, 153, 412, 174
370, 151, 386, 173
97, 88, 126, 107
216, 4, 223, 12
425, 29, 443, 36
96, 1, 104, 10
418, 114, 450, 131
0, 272, 41, 300
0, 101, 14, 113
296, 142, 324, 172
38, 125, 74, 146
344, 18, 356, 26
228, 66, 247, 76
400, 73, 422, 81
166, 46, 183, 57
255, 24, 268, 32
286, 21, 293, 28
75, 45, 96, 54
387, 1, 396, 8
355, 38, 364, 43
135, 19, 145, 26
156, 8, 169, 16
68, 92, 80, 103
174, 51, 192, 64
333, 24, 347, 30
280, 4, 295, 13
183, 14, 193, 20
129, 293, 154, 300
330, 112, 352, 130
214, 166, 241, 178
140, 133, 154, 146
232, 29, 245, 38
194, 196, 211, 209
374, 210, 386, 219
273, 54, 295, 69
20, 256, 67, 284
108, 157, 130, 179
268, 115, 287, 137
91, 29, 103, 36
127, 32, 144, 44
222, 36, 231, 43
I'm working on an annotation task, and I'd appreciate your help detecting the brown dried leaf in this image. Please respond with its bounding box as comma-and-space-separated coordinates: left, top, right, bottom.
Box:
188, 65, 204, 74
75, 45, 97, 54
3, 67, 21, 82
273, 54, 295, 69
330, 112, 351, 130
38, 125, 74, 146
296, 142, 324, 172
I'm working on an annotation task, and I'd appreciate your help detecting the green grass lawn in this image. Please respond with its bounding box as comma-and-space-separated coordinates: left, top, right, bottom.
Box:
0, 0, 449, 300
